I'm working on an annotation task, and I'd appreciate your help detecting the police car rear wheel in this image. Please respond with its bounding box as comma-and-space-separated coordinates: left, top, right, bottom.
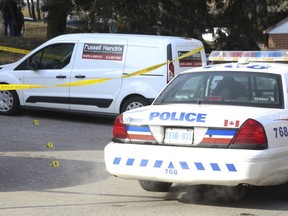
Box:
273, 182, 288, 200
121, 96, 149, 113
0, 90, 20, 115
138, 180, 172, 192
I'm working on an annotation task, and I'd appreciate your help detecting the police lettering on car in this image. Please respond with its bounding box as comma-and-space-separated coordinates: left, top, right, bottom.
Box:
149, 112, 207, 122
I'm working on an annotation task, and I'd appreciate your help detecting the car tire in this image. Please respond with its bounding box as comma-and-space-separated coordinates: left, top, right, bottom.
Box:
120, 96, 149, 113
138, 180, 172, 192
0, 90, 20, 115
273, 183, 288, 200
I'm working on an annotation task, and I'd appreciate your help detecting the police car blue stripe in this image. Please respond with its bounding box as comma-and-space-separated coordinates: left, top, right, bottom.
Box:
126, 158, 135, 166
112, 157, 237, 172
206, 129, 237, 136
180, 162, 190, 170
113, 157, 121, 165
226, 164, 237, 172
195, 162, 205, 170
126, 126, 150, 132
210, 163, 221, 171
168, 162, 175, 169
140, 159, 149, 167
154, 160, 163, 168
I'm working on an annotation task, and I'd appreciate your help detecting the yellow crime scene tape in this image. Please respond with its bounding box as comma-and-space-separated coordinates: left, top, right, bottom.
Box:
55, 77, 114, 87
0, 46, 30, 55
0, 84, 44, 90
121, 46, 204, 79
0, 45, 204, 90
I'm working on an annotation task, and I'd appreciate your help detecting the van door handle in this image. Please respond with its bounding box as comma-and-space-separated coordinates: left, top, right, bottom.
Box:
75, 75, 86, 78
56, 75, 66, 78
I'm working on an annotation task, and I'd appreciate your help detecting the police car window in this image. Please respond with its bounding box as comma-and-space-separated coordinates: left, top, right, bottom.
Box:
15, 43, 74, 70
154, 74, 208, 103
176, 75, 203, 99
252, 76, 279, 104
153, 72, 283, 108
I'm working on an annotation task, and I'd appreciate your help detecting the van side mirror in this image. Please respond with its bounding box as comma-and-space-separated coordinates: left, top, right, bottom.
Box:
29, 61, 39, 70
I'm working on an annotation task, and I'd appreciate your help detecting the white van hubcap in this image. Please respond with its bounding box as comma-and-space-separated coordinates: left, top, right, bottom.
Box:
0, 91, 13, 112
126, 102, 143, 110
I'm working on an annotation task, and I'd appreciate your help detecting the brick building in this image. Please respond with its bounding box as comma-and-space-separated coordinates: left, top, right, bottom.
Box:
264, 17, 288, 49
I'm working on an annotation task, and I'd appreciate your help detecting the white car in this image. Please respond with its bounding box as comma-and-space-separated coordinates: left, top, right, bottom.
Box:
104, 50, 288, 196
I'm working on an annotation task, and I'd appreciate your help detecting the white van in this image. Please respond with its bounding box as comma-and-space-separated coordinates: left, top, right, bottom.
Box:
0, 33, 206, 116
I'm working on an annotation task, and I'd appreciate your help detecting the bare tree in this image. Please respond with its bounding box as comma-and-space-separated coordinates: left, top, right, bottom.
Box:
36, 0, 42, 20
26, 0, 32, 17
42, 0, 73, 39
30, 0, 36, 20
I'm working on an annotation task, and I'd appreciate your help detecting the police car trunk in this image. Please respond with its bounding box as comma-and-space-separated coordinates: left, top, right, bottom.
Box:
104, 50, 288, 190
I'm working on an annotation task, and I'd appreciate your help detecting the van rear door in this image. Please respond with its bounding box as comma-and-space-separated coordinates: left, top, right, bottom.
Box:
171, 38, 206, 75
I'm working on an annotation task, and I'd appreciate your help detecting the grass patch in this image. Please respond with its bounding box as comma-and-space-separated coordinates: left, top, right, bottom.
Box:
0, 21, 47, 64
0, 36, 47, 64
0, 20, 85, 64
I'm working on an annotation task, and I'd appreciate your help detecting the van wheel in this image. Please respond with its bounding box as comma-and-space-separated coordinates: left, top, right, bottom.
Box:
0, 90, 20, 115
120, 96, 149, 113
138, 180, 172, 192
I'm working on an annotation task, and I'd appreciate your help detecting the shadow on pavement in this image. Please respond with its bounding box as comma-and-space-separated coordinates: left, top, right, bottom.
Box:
0, 156, 109, 192
165, 184, 288, 211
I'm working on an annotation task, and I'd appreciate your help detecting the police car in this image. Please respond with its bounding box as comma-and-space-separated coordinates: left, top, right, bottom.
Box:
104, 51, 288, 195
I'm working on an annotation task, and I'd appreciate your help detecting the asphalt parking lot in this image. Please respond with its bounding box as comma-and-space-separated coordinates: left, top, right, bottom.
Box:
1, 110, 288, 216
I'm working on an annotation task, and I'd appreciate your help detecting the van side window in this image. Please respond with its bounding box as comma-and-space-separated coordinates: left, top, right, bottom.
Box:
15, 43, 75, 70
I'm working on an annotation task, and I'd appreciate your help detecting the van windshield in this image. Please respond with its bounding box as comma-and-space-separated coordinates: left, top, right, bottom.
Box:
153, 71, 284, 109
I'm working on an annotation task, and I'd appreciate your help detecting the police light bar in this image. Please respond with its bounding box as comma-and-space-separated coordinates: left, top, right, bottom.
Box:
209, 50, 288, 62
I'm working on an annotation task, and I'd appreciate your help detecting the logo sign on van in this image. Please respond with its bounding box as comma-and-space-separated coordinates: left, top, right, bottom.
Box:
82, 43, 124, 61
178, 51, 202, 67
